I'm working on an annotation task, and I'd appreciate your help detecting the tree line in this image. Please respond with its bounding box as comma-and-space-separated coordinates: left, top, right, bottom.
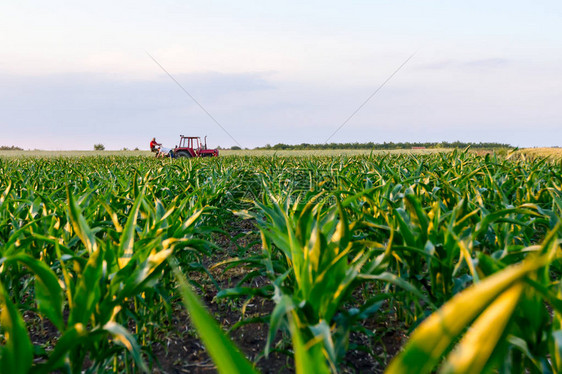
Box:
254, 141, 512, 150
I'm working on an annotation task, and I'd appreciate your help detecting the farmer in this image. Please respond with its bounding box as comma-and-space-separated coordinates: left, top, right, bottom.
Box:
157, 146, 175, 158
149, 138, 162, 153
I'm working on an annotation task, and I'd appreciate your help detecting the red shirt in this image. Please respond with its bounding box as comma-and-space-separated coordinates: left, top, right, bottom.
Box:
150, 140, 158, 148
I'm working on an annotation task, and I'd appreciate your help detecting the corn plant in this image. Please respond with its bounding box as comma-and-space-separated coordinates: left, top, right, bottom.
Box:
387, 228, 562, 373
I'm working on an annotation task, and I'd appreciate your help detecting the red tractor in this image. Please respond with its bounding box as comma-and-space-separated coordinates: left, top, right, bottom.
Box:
173, 135, 219, 158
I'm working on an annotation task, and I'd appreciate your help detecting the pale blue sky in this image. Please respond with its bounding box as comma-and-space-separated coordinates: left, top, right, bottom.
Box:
1, 1, 561, 149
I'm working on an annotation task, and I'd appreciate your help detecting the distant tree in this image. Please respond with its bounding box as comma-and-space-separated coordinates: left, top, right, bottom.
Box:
231, 146, 242, 150
94, 144, 105, 151
0, 145, 23, 151
134, 147, 139, 151
254, 141, 513, 151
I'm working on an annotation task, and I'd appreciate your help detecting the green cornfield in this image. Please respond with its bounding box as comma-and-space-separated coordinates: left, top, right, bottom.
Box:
1, 150, 561, 373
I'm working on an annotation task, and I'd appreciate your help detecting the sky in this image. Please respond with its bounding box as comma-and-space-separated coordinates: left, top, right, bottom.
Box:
1, 1, 561, 150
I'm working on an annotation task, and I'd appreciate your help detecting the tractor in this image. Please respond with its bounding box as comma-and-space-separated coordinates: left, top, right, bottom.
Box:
173, 135, 219, 158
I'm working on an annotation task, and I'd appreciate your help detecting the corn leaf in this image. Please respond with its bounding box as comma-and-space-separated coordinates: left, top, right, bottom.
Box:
11, 254, 64, 331
0, 282, 32, 374
441, 282, 523, 373
386, 256, 548, 374
66, 185, 97, 254
104, 321, 148, 373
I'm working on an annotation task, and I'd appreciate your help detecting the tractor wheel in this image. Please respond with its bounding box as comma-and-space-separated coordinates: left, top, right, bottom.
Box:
175, 151, 191, 158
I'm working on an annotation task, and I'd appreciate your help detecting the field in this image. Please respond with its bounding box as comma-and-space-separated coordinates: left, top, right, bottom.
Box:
219, 148, 448, 157
1, 149, 561, 373
515, 147, 562, 160
0, 150, 151, 158
0, 149, 443, 158
2, 147, 561, 159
